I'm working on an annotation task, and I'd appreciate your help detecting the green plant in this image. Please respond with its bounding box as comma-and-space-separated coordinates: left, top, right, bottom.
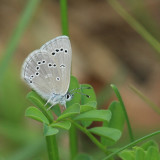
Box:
25, 76, 125, 159
25, 78, 160, 160
119, 140, 160, 160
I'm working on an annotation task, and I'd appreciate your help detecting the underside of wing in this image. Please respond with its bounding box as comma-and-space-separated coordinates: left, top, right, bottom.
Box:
21, 36, 72, 99
40, 35, 72, 95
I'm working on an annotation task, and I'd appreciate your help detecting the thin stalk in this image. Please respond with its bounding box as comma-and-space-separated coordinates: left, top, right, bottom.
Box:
69, 125, 78, 160
129, 84, 160, 115
46, 135, 59, 160
108, 0, 160, 55
69, 119, 107, 154
111, 84, 134, 142
0, 0, 41, 83
60, 0, 69, 36
102, 130, 160, 160
60, 0, 78, 158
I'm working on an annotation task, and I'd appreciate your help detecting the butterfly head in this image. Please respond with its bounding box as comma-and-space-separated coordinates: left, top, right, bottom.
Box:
65, 92, 73, 101
66, 86, 91, 101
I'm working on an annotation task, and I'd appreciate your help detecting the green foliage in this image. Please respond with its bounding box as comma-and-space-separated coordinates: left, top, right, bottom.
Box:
74, 110, 111, 122
118, 140, 160, 160
43, 124, 59, 136
101, 101, 125, 146
66, 76, 81, 107
27, 91, 53, 123
80, 101, 97, 113
57, 103, 80, 121
89, 127, 121, 142
25, 76, 133, 158
107, 101, 125, 131
50, 121, 71, 130
80, 84, 96, 104
25, 107, 49, 124
111, 84, 134, 142
74, 153, 93, 160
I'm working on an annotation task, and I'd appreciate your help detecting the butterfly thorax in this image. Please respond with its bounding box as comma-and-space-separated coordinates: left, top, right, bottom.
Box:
50, 92, 72, 107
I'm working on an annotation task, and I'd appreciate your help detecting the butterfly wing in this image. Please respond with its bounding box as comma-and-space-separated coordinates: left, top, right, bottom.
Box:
40, 35, 72, 95
21, 36, 72, 100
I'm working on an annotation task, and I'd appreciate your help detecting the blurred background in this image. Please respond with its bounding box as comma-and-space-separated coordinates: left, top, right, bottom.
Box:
0, 0, 160, 159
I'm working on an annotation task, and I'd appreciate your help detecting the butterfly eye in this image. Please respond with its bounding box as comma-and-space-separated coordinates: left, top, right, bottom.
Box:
67, 94, 70, 99
66, 94, 72, 101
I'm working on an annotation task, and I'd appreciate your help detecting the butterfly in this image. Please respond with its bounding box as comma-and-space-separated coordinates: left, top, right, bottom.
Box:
21, 36, 73, 110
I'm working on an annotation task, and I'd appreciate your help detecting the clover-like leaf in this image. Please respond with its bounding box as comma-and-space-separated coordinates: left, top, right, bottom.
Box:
89, 127, 121, 142
57, 103, 80, 121
27, 91, 53, 122
81, 84, 96, 105
25, 107, 49, 124
43, 124, 59, 136
146, 146, 160, 160
66, 76, 81, 108
135, 147, 145, 160
50, 121, 71, 130
74, 153, 93, 160
118, 150, 135, 160
80, 101, 97, 113
74, 110, 111, 122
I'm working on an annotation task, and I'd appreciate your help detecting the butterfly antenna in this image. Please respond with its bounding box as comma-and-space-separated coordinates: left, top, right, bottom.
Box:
72, 92, 90, 98
69, 86, 91, 93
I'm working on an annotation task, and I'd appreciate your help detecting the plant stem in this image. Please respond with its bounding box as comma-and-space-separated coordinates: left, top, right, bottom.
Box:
108, 0, 160, 55
60, 0, 69, 36
111, 84, 134, 142
102, 130, 160, 160
0, 0, 41, 83
46, 135, 59, 160
69, 119, 107, 154
60, 0, 78, 158
129, 84, 160, 115
69, 125, 78, 160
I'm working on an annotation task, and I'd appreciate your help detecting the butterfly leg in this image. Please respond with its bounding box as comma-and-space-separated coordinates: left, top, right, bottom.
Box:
44, 96, 53, 107
47, 102, 57, 110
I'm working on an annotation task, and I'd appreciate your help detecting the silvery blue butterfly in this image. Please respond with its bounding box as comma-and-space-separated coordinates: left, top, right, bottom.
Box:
21, 36, 72, 110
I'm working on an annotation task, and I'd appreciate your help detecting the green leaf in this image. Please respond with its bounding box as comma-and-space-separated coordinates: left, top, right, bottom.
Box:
89, 127, 121, 142
80, 101, 97, 127
81, 84, 97, 105
80, 101, 97, 113
57, 103, 80, 121
135, 147, 145, 160
101, 101, 124, 146
141, 140, 159, 151
25, 107, 49, 124
66, 76, 81, 108
74, 110, 111, 122
145, 146, 160, 160
74, 153, 93, 160
43, 124, 59, 136
50, 121, 71, 130
27, 91, 53, 122
118, 150, 135, 160
108, 101, 125, 131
